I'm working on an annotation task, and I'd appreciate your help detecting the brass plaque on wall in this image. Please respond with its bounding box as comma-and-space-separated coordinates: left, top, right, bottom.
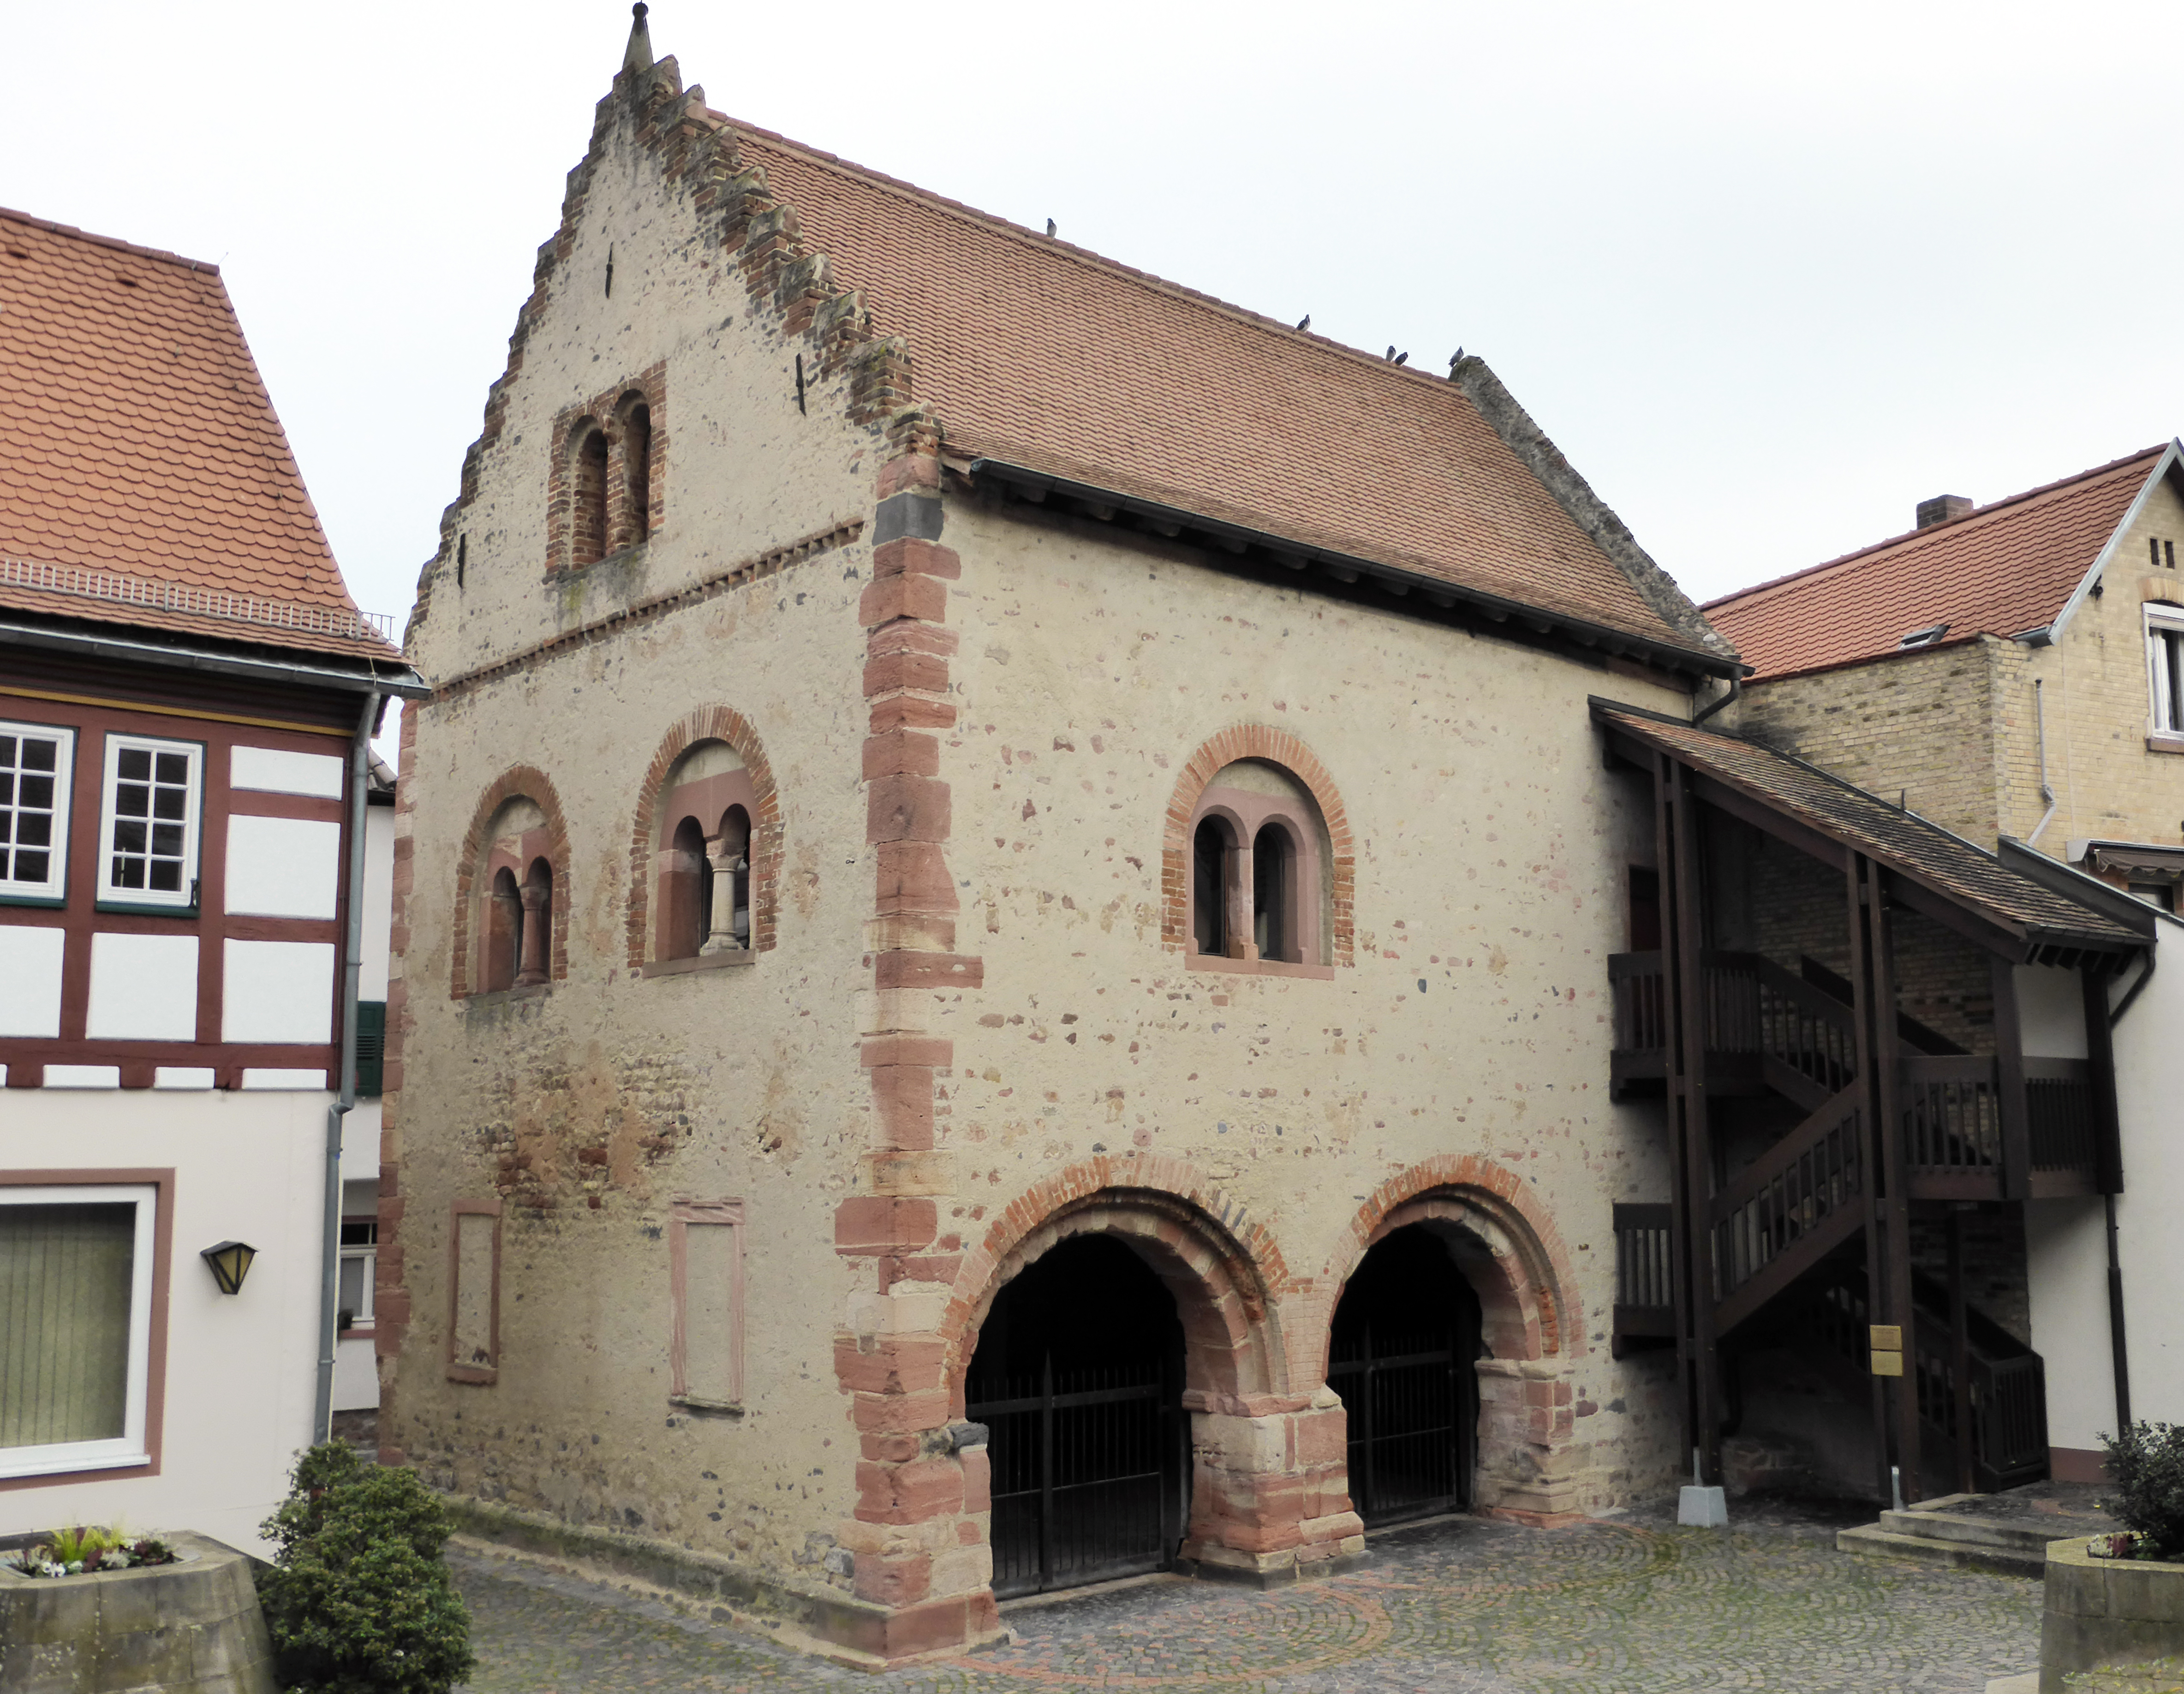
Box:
1869, 1324, 1903, 1350
1870, 1348, 1905, 1377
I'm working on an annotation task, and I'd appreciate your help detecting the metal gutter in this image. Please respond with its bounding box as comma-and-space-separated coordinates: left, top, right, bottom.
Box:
313, 688, 380, 1443
967, 459, 1744, 682
0, 617, 431, 700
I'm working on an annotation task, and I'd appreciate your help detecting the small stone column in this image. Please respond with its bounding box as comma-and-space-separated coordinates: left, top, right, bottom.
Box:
699, 842, 747, 954
514, 879, 549, 987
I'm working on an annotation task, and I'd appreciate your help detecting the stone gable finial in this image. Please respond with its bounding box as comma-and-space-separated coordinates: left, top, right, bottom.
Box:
623, 2, 654, 74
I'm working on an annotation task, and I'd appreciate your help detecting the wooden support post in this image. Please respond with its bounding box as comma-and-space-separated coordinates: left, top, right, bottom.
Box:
1846, 853, 1891, 1505
2083, 966, 2125, 1197
1948, 1207, 1974, 1494
1992, 954, 2031, 1201
1652, 760, 1701, 1476
1868, 865, 1921, 1499
1667, 758, 1722, 1484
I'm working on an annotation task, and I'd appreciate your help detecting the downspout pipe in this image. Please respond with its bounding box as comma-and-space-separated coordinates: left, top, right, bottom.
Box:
1691, 675, 1742, 726
314, 688, 380, 1445
2027, 678, 2059, 847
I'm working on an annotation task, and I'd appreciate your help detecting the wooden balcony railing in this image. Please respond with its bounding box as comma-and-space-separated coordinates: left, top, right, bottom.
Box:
1902, 1055, 2098, 1198
1611, 1203, 1675, 1343
1608, 950, 1856, 1101
1711, 1086, 1866, 1332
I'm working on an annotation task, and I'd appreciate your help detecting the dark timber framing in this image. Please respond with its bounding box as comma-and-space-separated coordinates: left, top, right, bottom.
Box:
1594, 699, 2147, 1493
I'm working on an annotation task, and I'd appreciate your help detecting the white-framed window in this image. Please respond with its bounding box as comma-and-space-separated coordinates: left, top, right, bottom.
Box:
97, 736, 202, 909
2150, 611, 2184, 734
0, 720, 74, 904
337, 1217, 377, 1331
0, 1183, 157, 1480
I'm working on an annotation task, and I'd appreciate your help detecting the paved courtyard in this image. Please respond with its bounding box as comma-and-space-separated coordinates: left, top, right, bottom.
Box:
452, 1498, 2046, 1694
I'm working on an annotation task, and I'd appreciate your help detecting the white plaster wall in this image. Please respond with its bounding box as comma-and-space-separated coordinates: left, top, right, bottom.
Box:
0, 1088, 331, 1555
231, 745, 345, 799
359, 804, 394, 1002
85, 932, 199, 1042
2027, 1196, 2115, 1452
0, 924, 65, 1037
222, 940, 334, 1044
2017, 964, 2089, 1058
225, 815, 341, 919
2114, 914, 2184, 1426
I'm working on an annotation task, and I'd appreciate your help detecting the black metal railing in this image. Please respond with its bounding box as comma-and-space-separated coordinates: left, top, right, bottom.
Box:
1328, 1324, 1471, 1525
968, 1355, 1180, 1599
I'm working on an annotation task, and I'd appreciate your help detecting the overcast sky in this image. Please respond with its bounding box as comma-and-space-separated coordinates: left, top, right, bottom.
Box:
7, 0, 2182, 729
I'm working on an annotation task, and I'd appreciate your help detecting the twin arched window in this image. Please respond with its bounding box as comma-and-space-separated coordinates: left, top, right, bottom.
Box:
566, 391, 655, 571
1189, 760, 1330, 971
477, 798, 556, 991
653, 741, 755, 963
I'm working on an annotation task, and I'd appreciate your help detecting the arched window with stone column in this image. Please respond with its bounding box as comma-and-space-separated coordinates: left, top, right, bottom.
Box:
1175, 737, 1344, 977
628, 712, 781, 977
450, 768, 573, 999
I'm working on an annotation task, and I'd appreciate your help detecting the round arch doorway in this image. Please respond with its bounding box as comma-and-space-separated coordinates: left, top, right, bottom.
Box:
965, 1235, 1190, 1598
1330, 1224, 1486, 1524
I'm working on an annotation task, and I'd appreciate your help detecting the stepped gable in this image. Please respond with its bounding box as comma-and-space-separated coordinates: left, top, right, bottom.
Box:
0, 207, 396, 662
727, 121, 1720, 659
1593, 700, 2145, 950
1706, 447, 2165, 682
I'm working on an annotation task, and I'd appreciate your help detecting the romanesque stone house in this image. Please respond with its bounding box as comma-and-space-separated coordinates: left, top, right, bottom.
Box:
376, 9, 2143, 1664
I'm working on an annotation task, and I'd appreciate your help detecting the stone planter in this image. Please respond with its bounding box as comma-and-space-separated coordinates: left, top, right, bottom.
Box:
0, 1531, 274, 1694
2041, 1535, 2184, 1692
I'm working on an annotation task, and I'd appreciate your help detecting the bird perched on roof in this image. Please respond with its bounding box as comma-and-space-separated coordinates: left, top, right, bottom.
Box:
1393, 351, 1409, 366
1449, 347, 1465, 371
1295, 314, 1310, 331
1045, 219, 1057, 238
1386, 346, 1396, 360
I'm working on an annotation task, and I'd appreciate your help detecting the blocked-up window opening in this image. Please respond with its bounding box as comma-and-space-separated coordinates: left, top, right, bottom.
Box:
670, 1200, 744, 1408
448, 1202, 499, 1384
0, 722, 72, 901
623, 400, 652, 545
667, 817, 710, 959
1253, 825, 1295, 963
571, 425, 609, 569
485, 868, 520, 992
0, 1187, 156, 1478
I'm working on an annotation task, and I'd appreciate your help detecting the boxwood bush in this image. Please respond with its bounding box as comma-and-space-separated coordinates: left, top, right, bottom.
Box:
2101, 1421, 2184, 1559
257, 1443, 475, 1694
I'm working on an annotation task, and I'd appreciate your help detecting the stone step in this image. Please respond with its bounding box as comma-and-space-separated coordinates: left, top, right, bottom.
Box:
1880, 1508, 2063, 1556
1835, 1523, 2047, 1579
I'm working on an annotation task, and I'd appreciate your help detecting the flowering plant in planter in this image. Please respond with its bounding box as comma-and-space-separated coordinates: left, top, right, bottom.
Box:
6, 1521, 179, 1578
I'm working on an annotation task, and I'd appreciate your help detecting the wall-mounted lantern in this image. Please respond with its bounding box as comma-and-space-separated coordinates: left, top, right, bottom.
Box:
200, 1240, 258, 1295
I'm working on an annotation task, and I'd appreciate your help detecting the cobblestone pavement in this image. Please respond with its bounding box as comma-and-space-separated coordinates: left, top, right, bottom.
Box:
454, 1500, 2042, 1694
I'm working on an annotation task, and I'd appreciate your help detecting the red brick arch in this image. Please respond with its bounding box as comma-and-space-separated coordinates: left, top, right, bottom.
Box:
1161, 724, 1355, 966
942, 1153, 1296, 1410
1319, 1153, 1582, 1371
448, 765, 572, 998
625, 707, 784, 965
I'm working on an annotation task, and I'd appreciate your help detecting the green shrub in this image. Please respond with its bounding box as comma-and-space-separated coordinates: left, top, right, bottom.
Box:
2101, 1421, 2184, 1558
257, 1443, 475, 1694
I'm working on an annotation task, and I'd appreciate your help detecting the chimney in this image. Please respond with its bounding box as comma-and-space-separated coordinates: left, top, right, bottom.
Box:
1916, 494, 1974, 530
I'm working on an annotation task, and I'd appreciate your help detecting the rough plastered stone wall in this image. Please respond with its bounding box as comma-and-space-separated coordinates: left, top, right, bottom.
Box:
382, 48, 895, 1622
919, 492, 1695, 1513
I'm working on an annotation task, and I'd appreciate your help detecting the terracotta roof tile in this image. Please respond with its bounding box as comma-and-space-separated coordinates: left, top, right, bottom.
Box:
1705, 448, 2164, 681
1593, 700, 2143, 950
0, 207, 400, 663
721, 122, 1717, 660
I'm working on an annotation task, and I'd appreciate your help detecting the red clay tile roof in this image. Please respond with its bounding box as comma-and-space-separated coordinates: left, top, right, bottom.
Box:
724, 122, 1723, 664
1705, 447, 2166, 682
1593, 700, 2145, 952
0, 208, 400, 663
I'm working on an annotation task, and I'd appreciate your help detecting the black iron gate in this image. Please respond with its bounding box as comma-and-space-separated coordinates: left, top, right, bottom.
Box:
1328, 1323, 1473, 1523
968, 1351, 1186, 1598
